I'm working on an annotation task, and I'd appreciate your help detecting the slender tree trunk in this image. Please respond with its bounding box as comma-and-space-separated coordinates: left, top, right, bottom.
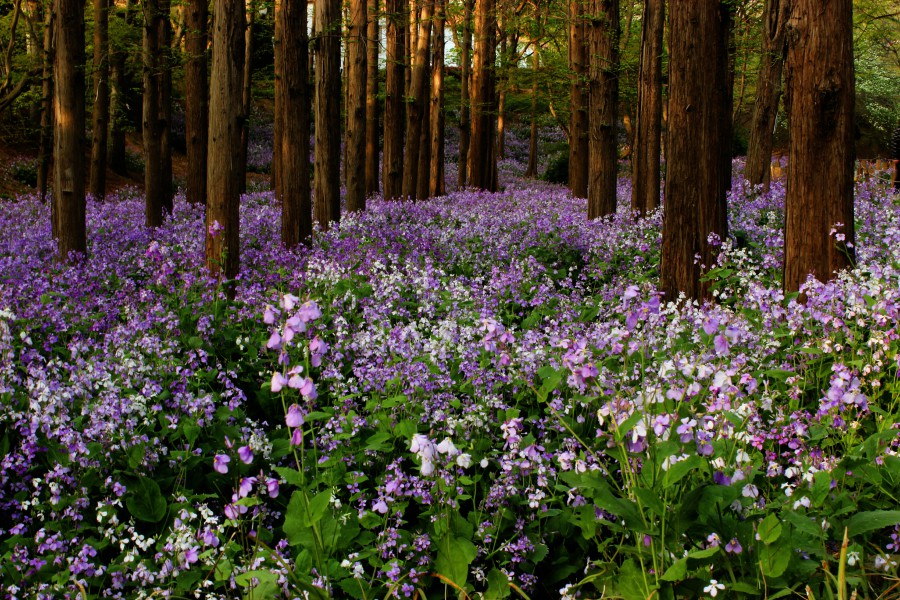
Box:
89, 0, 109, 199
206, 0, 245, 280
365, 0, 380, 197
143, 0, 163, 226
660, 0, 731, 301
37, 6, 53, 203
496, 35, 506, 160
782, 0, 854, 292
239, 0, 256, 194
383, 0, 406, 199
631, 0, 663, 215
745, 0, 789, 189
278, 0, 312, 246
456, 0, 473, 189
525, 43, 539, 178
108, 27, 128, 175
402, 0, 432, 199
53, 0, 86, 259
185, 0, 208, 204
315, 0, 342, 228
468, 0, 496, 191
587, 0, 619, 219
346, 0, 367, 211
272, 0, 283, 198
568, 0, 588, 198
158, 0, 172, 209
428, 0, 445, 197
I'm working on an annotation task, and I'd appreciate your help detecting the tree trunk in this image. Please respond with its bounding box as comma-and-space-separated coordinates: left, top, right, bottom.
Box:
587, 0, 619, 219
660, 0, 731, 301
239, 0, 255, 194
37, 6, 53, 203
402, 0, 432, 199
428, 0, 445, 197
782, 0, 854, 292
89, 0, 109, 200
158, 0, 173, 210
143, 0, 164, 226
631, 0, 663, 215
314, 0, 342, 228
525, 43, 539, 178
272, 0, 283, 198
456, 0, 473, 189
365, 0, 380, 197
745, 0, 789, 189
278, 0, 312, 246
496, 35, 506, 160
568, 0, 588, 198
383, 0, 406, 199
468, 0, 496, 191
346, 0, 367, 211
206, 0, 245, 280
53, 0, 86, 260
184, 0, 208, 204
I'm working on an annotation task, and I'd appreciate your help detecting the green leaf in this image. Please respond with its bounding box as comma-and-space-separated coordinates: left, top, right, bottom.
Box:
365, 432, 391, 451
660, 546, 720, 582
847, 510, 900, 537
759, 541, 791, 578
485, 568, 512, 599
434, 536, 477, 589
125, 477, 167, 523
757, 514, 783, 545
274, 467, 304, 487
663, 455, 702, 486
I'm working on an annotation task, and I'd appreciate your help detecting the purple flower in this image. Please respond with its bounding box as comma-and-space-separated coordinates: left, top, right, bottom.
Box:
713, 334, 730, 355
183, 546, 199, 564
266, 477, 280, 498
725, 538, 742, 554
237, 445, 254, 464
238, 477, 257, 498
271, 371, 288, 392
297, 301, 322, 322
286, 404, 305, 428
213, 454, 230, 474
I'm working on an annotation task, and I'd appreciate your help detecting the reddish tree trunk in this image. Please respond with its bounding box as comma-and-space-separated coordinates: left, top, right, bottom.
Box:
456, 0, 473, 189
568, 0, 588, 198
383, 0, 406, 199
346, 0, 368, 211
89, 0, 109, 200
365, 0, 380, 197
184, 0, 208, 204
315, 0, 342, 228
468, 0, 497, 192
631, 0, 663, 216
428, 0, 445, 197
587, 0, 619, 219
402, 0, 433, 199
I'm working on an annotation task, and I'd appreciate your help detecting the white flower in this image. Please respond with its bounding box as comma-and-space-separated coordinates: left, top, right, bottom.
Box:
456, 453, 473, 468
703, 579, 725, 597
436, 438, 459, 456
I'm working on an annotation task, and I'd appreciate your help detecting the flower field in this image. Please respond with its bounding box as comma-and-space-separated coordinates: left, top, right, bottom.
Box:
1, 162, 900, 599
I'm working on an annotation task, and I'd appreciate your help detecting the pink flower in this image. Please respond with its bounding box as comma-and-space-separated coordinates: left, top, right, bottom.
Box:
271, 372, 288, 392
237, 446, 254, 464
213, 454, 230, 474
286, 404, 305, 428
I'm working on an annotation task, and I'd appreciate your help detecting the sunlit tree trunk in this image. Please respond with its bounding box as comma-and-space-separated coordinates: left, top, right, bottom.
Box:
587, 0, 619, 219
782, 0, 854, 292
185, 0, 208, 204
314, 0, 341, 228
158, 0, 172, 209
456, 0, 473, 189
568, 0, 588, 198
37, 6, 53, 203
428, 0, 445, 197
239, 0, 256, 194
89, 0, 109, 200
346, 0, 367, 211
525, 43, 539, 178
143, 0, 163, 226
402, 0, 432, 199
631, 0, 662, 216
365, 0, 380, 197
468, 0, 497, 191
383, 0, 406, 199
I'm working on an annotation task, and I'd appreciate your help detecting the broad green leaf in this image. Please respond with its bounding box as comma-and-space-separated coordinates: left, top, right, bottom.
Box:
663, 455, 702, 486
274, 466, 304, 487
434, 536, 477, 589
847, 510, 900, 537
485, 568, 512, 599
759, 542, 791, 578
125, 477, 166, 523
757, 514, 783, 545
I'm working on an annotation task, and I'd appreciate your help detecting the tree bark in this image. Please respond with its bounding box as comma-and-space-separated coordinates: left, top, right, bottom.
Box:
525, 43, 539, 178
587, 0, 619, 219
468, 0, 497, 191
631, 0, 663, 216
184, 0, 208, 204
158, 0, 172, 210
278, 0, 312, 246
89, 0, 109, 200
53, 0, 86, 260
745, 0, 789, 189
143, 0, 167, 226
402, 0, 432, 199
456, 0, 473, 189
314, 0, 342, 228
206, 0, 244, 280
239, 0, 256, 194
346, 0, 367, 211
660, 0, 731, 301
365, 0, 380, 197
272, 0, 283, 198
568, 0, 588, 198
383, 0, 406, 199
37, 6, 53, 203
782, 0, 854, 292
428, 0, 445, 197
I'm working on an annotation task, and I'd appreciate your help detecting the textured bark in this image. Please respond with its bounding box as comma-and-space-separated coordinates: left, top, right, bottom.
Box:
468, 0, 496, 192
587, 0, 619, 219
745, 0, 789, 189
456, 0, 473, 189
278, 0, 312, 247
314, 0, 342, 228
428, 0, 445, 197
631, 0, 663, 216
525, 44, 539, 178
660, 0, 731, 301
346, 0, 367, 211
496, 35, 506, 160
782, 0, 854, 292
401, 0, 432, 199
157, 0, 172, 211
272, 0, 283, 198
206, 0, 245, 280
89, 0, 109, 200
184, 0, 208, 204
383, 0, 406, 199
143, 0, 163, 226
365, 0, 380, 197
568, 0, 588, 198
53, 0, 86, 260
37, 6, 53, 203
239, 0, 255, 194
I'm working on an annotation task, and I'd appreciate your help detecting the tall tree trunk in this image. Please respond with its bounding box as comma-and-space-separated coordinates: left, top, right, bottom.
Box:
239, 0, 256, 194
782, 0, 854, 292
631, 0, 663, 215
745, 0, 789, 189
143, 0, 164, 226
314, 0, 342, 228
53, 0, 86, 260
278, 0, 312, 246
428, 0, 445, 197
346, 0, 367, 211
272, 0, 283, 198
158, 0, 172, 209
185, 0, 208, 204
568, 0, 588, 198
468, 0, 496, 191
495, 35, 506, 160
107, 27, 128, 176
37, 6, 53, 203
456, 0, 473, 189
587, 0, 619, 219
365, 0, 380, 197
383, 0, 406, 199
89, 0, 109, 199
402, 0, 432, 199
525, 43, 539, 178
206, 0, 245, 280
660, 0, 731, 301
